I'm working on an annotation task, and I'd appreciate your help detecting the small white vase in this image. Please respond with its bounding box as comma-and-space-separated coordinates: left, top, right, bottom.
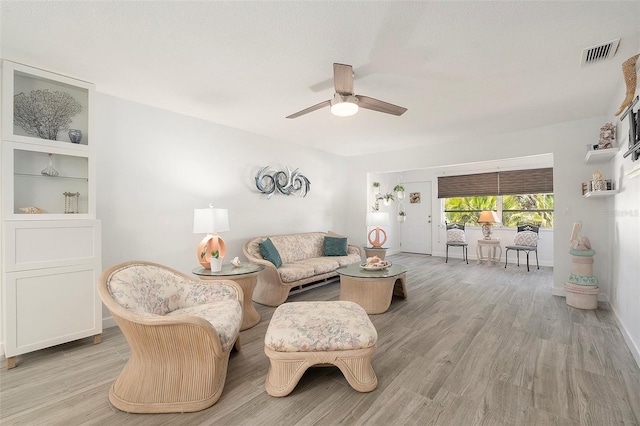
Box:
209, 257, 222, 272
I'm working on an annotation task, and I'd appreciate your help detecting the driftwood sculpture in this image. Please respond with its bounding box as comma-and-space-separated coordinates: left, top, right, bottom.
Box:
615, 53, 639, 116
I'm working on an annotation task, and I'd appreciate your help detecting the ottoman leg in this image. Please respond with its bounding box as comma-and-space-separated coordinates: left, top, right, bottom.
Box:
334, 347, 378, 393
264, 348, 311, 397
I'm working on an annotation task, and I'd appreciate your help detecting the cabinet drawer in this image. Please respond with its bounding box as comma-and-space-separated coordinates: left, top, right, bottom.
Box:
3, 220, 101, 271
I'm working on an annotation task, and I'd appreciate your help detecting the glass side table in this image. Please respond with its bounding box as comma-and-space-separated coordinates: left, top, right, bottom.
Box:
193, 263, 264, 330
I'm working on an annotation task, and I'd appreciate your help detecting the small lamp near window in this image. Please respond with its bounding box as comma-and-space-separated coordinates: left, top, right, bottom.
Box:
193, 204, 229, 268
478, 210, 500, 240
366, 212, 389, 248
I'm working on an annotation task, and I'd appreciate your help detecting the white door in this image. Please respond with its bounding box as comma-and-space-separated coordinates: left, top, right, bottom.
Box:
400, 181, 432, 254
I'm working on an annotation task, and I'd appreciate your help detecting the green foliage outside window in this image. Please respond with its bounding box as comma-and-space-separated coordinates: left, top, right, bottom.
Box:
444, 194, 554, 228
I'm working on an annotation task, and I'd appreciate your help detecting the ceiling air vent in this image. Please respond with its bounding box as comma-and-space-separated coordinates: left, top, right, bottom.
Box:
580, 38, 620, 67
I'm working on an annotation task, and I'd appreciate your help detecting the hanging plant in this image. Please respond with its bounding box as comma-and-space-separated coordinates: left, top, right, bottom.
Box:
394, 184, 406, 200
383, 193, 394, 206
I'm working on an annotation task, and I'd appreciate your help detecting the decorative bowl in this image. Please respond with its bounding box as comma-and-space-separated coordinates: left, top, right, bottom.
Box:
360, 261, 392, 271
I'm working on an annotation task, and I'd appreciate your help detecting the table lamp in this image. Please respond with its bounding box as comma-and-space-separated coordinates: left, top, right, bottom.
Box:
478, 210, 500, 240
367, 212, 389, 248
193, 205, 230, 267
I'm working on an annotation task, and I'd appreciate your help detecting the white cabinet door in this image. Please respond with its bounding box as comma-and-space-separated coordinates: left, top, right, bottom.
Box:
4, 263, 102, 358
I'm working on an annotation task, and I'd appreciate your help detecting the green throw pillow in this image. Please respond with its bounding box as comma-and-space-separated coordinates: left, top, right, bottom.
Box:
324, 236, 348, 256
259, 238, 282, 268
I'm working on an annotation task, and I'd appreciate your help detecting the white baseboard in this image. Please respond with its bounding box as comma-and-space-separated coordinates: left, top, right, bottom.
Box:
609, 304, 640, 369
102, 316, 117, 329
430, 251, 553, 267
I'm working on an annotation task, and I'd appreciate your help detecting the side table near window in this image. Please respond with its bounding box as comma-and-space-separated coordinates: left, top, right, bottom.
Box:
477, 239, 502, 266
193, 263, 264, 330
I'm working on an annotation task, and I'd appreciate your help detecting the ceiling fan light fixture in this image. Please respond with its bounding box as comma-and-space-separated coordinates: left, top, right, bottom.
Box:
330, 94, 359, 117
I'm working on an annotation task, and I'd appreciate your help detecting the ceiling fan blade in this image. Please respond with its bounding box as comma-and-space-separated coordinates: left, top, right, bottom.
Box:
286, 100, 331, 119
333, 63, 354, 95
355, 95, 407, 116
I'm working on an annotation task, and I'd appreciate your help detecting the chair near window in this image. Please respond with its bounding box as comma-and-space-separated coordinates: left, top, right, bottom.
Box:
504, 223, 540, 272
445, 222, 468, 264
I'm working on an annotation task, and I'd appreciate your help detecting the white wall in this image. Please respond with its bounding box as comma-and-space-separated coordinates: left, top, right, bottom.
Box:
607, 53, 640, 366
95, 94, 348, 323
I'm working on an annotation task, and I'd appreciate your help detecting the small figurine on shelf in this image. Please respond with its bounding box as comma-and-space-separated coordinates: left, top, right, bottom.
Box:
63, 192, 80, 213
598, 122, 615, 149
592, 170, 606, 191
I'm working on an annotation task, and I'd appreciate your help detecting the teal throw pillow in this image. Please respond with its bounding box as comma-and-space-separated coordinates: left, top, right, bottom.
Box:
259, 238, 282, 268
324, 236, 348, 256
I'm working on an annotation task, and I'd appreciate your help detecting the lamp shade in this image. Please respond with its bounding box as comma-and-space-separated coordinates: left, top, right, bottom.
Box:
367, 212, 389, 227
193, 208, 230, 233
478, 210, 500, 224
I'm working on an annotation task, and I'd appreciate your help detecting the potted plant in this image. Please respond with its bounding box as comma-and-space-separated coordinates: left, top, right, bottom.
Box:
382, 193, 395, 206
394, 184, 406, 200
397, 210, 407, 223
209, 250, 222, 272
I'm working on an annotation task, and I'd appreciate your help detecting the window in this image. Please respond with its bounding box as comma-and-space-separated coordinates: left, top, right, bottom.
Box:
444, 194, 554, 228
439, 168, 554, 228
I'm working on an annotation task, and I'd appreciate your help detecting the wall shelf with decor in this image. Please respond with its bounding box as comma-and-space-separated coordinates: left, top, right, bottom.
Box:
583, 189, 619, 198
584, 147, 619, 164
1, 60, 101, 369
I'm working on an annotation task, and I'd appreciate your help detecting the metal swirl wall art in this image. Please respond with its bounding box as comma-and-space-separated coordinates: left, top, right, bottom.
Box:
255, 166, 311, 198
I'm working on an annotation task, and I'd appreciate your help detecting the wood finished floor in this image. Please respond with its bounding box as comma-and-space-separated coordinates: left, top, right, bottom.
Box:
1, 253, 639, 425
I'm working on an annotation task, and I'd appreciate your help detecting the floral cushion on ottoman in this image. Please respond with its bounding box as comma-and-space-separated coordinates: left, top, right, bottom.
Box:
265, 301, 377, 352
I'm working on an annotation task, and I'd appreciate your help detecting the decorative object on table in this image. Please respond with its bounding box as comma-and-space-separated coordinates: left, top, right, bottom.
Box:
255, 166, 310, 198
14, 89, 82, 140
382, 193, 394, 206
193, 204, 229, 267
366, 211, 389, 248
563, 221, 599, 309
19, 206, 44, 214
41, 153, 59, 176
231, 256, 241, 267
393, 184, 405, 200
478, 210, 500, 240
614, 53, 639, 116
361, 256, 391, 270
209, 250, 222, 272
598, 122, 615, 149
592, 170, 606, 191
409, 192, 420, 203
68, 129, 82, 144
63, 192, 80, 213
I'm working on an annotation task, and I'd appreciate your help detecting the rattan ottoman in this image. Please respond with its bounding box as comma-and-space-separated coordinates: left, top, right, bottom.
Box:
264, 301, 378, 397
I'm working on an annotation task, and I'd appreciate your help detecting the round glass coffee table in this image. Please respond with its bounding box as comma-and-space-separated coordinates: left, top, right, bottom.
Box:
336, 263, 409, 314
193, 263, 264, 330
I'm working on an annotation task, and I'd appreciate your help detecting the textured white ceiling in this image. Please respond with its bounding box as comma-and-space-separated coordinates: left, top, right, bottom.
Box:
1, 1, 639, 156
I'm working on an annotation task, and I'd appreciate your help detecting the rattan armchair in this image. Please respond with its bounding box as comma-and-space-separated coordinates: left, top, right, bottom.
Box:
98, 261, 243, 413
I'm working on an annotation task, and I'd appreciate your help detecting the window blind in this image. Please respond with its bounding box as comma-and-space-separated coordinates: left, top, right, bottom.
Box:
437, 168, 553, 198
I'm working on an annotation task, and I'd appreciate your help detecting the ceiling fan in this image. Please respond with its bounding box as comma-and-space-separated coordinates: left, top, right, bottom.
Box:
286, 63, 408, 119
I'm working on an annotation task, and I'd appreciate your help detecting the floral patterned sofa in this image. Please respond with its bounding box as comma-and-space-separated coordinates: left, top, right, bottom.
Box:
243, 232, 363, 306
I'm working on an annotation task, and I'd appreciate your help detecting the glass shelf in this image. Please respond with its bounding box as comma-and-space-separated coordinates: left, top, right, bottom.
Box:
15, 173, 88, 181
